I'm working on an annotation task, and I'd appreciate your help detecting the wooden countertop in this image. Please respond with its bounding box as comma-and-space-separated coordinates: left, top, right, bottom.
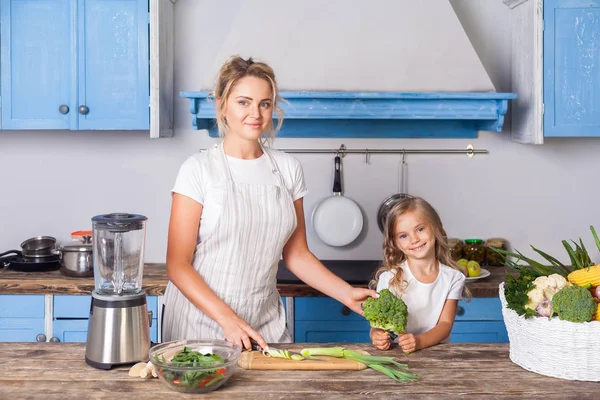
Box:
0, 342, 593, 399
0, 263, 508, 297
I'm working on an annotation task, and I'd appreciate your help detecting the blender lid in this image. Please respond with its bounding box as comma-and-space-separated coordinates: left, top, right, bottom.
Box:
92, 213, 147, 232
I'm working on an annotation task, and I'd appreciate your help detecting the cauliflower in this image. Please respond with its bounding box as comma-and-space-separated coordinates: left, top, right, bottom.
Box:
524, 274, 572, 312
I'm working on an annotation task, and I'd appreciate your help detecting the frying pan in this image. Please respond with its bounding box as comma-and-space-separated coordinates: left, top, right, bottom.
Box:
0, 250, 60, 272
312, 155, 363, 247
377, 153, 412, 233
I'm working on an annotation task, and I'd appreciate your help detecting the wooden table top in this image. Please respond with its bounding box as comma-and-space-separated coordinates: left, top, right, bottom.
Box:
0, 342, 593, 399
0, 263, 508, 297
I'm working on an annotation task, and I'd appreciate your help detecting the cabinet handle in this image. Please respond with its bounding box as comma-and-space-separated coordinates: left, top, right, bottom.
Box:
148, 311, 153, 327
49, 337, 60, 343
59, 105, 69, 114
456, 306, 465, 316
78, 105, 89, 115
341, 306, 352, 316
36, 333, 47, 342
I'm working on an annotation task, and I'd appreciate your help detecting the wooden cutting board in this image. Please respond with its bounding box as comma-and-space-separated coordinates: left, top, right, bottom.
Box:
237, 350, 369, 370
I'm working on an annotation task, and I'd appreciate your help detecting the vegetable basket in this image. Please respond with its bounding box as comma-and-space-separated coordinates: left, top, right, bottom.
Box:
499, 282, 600, 381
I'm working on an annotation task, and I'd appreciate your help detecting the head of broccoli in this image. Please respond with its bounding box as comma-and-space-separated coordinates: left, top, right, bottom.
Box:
363, 288, 408, 334
551, 285, 596, 323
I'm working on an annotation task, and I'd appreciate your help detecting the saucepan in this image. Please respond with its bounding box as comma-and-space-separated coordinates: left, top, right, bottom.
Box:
377, 153, 412, 233
312, 155, 363, 247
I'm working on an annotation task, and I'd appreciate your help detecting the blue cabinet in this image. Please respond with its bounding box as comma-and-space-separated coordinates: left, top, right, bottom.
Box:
450, 298, 508, 343
294, 296, 508, 344
0, 0, 149, 130
543, 0, 600, 137
0, 295, 46, 342
294, 297, 371, 343
52, 295, 159, 343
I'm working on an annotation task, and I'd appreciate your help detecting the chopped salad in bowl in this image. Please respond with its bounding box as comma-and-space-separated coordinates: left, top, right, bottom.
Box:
149, 339, 241, 393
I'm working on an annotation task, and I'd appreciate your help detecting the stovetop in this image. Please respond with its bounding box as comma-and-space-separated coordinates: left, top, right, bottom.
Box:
276, 260, 381, 285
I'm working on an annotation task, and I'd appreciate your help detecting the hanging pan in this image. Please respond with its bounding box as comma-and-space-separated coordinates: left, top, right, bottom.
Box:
377, 152, 412, 233
312, 155, 363, 247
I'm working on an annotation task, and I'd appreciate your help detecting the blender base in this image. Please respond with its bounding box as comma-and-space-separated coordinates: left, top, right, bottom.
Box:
85, 290, 151, 370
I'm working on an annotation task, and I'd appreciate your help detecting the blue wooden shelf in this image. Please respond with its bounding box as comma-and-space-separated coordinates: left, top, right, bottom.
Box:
180, 91, 517, 138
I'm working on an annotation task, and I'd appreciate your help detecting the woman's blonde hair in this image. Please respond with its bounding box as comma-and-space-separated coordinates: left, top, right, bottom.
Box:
369, 197, 470, 299
209, 56, 284, 143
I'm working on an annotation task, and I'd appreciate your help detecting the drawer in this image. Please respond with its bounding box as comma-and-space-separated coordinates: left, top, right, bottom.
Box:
0, 295, 45, 318
454, 298, 503, 321
295, 297, 363, 322
54, 295, 159, 319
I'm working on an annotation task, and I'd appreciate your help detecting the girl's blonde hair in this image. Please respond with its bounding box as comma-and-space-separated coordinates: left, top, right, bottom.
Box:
209, 56, 284, 143
369, 197, 470, 299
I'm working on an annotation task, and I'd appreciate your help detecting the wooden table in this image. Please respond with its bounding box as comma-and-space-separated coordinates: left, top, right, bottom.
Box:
0, 342, 593, 399
0, 263, 508, 297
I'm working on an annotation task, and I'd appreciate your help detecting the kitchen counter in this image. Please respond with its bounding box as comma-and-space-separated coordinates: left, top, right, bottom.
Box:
0, 262, 508, 297
0, 342, 592, 399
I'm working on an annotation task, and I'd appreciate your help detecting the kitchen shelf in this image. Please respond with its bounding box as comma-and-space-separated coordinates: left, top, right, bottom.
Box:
180, 91, 517, 138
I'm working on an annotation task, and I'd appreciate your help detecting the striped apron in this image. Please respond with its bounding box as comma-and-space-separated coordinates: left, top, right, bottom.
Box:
162, 143, 297, 343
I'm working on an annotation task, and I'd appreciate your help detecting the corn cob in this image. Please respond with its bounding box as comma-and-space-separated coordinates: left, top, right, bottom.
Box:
567, 265, 600, 287
596, 303, 600, 322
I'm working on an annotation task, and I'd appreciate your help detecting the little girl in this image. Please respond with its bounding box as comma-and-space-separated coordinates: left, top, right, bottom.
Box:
369, 197, 468, 353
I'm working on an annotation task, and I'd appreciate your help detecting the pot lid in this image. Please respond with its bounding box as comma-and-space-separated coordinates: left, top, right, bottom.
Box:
62, 242, 92, 253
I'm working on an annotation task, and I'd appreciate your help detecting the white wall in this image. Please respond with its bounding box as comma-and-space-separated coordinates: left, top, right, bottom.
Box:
1, 0, 599, 264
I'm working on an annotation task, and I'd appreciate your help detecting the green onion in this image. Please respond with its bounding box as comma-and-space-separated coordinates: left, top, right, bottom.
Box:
300, 347, 418, 384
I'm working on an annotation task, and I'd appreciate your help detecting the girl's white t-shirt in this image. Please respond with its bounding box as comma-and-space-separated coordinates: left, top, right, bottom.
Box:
376, 262, 465, 336
172, 145, 308, 240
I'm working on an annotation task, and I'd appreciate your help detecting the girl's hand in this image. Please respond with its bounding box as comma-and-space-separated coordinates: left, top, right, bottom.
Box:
346, 287, 379, 315
370, 328, 391, 351
218, 315, 267, 351
398, 333, 417, 354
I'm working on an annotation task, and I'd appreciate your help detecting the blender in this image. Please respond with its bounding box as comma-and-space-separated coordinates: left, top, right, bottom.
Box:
85, 213, 151, 370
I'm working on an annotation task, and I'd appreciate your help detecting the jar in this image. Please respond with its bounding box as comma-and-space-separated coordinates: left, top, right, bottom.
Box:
463, 239, 485, 264
485, 238, 507, 266
447, 238, 463, 261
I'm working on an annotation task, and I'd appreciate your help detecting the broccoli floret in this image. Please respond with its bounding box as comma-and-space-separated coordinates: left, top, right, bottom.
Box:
363, 288, 408, 334
551, 285, 596, 323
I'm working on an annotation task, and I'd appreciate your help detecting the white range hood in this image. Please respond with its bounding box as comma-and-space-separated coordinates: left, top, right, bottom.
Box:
180, 0, 516, 138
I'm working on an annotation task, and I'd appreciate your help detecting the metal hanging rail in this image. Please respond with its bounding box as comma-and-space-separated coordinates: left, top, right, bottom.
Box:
277, 144, 486, 159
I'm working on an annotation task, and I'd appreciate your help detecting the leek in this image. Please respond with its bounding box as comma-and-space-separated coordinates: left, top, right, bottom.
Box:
300, 347, 418, 383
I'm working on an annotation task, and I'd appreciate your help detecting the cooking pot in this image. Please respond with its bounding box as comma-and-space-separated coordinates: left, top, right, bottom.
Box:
20, 236, 57, 257
59, 237, 93, 277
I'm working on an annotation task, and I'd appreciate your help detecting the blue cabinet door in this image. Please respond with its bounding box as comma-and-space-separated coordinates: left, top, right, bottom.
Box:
0, 295, 46, 342
0, 0, 71, 129
294, 297, 371, 343
450, 298, 508, 343
295, 321, 371, 343
544, 0, 600, 137
53, 295, 158, 343
76, 0, 149, 130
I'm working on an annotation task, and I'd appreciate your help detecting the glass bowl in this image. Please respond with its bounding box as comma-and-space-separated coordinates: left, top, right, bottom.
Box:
149, 339, 242, 394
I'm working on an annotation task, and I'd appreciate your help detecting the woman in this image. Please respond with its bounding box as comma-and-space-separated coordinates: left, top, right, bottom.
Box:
162, 56, 376, 350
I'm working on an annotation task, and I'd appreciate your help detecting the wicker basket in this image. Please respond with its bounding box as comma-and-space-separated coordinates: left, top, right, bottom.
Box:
499, 282, 600, 381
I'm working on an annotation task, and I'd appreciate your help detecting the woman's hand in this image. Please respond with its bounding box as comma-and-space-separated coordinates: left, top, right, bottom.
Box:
370, 328, 391, 351
218, 315, 268, 351
346, 287, 378, 315
398, 333, 417, 354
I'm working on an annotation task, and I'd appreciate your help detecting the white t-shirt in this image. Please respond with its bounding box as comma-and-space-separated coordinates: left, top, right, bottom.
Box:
376, 262, 465, 336
172, 145, 308, 240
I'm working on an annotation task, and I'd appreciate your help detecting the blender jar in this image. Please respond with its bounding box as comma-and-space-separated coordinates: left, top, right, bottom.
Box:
92, 213, 147, 295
